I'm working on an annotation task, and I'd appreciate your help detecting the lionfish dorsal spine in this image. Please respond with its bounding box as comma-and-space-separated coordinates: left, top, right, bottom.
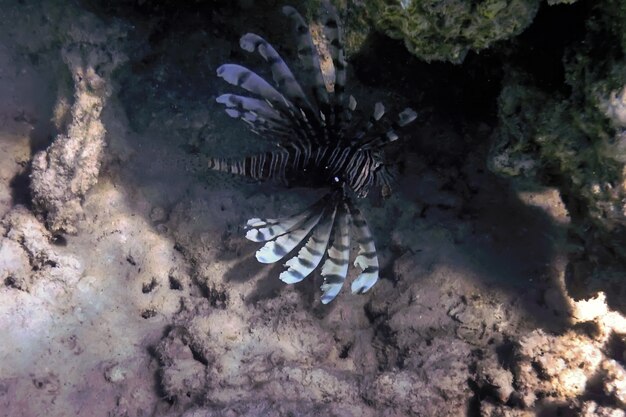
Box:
240, 33, 313, 111
282, 6, 330, 113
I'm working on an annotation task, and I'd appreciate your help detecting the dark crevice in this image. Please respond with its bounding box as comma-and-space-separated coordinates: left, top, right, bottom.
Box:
168, 274, 183, 290
141, 309, 157, 319
9, 169, 32, 209
142, 277, 158, 294
495, 339, 517, 371
508, 0, 591, 92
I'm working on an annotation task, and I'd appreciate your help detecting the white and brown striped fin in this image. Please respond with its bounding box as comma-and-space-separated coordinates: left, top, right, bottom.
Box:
321, 2, 346, 99
255, 203, 326, 264
279, 203, 337, 284
217, 94, 285, 124
283, 6, 331, 117
347, 201, 379, 295
216, 64, 290, 107
244, 198, 327, 242
240, 33, 314, 114
320, 1, 350, 129
216, 94, 295, 141
320, 202, 351, 304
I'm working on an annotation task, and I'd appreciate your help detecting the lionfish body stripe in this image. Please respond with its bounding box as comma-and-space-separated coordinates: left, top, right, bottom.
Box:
211, 2, 417, 303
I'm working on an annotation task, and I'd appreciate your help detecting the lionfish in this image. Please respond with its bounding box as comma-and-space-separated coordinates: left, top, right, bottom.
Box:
211, 3, 416, 303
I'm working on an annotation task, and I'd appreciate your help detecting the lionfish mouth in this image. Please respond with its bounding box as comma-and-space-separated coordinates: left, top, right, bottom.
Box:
210, 2, 417, 303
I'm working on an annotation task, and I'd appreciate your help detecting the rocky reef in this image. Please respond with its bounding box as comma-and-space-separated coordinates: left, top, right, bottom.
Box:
488, 0, 626, 313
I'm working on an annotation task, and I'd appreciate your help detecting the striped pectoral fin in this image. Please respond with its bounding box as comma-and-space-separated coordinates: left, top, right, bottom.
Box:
244, 201, 323, 242
255, 204, 325, 264
347, 202, 380, 295
279, 203, 337, 284
320, 203, 351, 304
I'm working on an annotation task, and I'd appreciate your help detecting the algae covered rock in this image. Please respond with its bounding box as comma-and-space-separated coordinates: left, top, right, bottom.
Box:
490, 0, 626, 229
488, 0, 626, 311
364, 0, 541, 63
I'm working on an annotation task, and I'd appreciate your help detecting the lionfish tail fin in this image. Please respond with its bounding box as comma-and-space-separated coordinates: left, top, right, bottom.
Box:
346, 201, 379, 295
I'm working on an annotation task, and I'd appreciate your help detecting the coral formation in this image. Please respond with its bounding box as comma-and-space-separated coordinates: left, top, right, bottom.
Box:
364, 0, 541, 63
30, 16, 127, 234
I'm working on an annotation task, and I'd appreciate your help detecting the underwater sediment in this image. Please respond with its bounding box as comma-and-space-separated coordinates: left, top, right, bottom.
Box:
0, 0, 625, 416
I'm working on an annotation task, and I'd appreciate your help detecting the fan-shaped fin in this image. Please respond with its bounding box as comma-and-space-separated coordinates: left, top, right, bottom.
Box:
279, 203, 337, 284
245, 198, 327, 242
347, 202, 379, 294
255, 203, 326, 264
320, 203, 351, 304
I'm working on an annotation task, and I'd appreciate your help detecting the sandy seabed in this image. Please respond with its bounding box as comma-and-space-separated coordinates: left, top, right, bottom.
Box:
0, 1, 625, 416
